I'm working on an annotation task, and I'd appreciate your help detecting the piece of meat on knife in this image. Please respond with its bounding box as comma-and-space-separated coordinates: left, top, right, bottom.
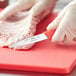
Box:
0, 9, 51, 49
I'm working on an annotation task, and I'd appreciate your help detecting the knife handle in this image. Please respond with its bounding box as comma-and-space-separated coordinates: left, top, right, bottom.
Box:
43, 29, 56, 39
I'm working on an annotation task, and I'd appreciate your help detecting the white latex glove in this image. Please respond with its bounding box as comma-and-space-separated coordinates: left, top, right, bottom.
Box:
47, 0, 76, 44
0, 0, 57, 20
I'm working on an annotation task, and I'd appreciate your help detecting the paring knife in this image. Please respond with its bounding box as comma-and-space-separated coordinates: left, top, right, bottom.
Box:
9, 29, 56, 48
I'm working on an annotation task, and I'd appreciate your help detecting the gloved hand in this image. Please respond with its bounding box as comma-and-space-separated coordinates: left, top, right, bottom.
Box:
47, 0, 76, 44
0, 0, 57, 20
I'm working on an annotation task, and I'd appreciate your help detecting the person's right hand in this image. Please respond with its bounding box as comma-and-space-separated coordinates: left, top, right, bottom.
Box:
47, 0, 76, 44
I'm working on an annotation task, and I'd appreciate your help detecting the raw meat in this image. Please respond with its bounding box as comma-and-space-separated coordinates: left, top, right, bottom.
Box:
0, 9, 51, 50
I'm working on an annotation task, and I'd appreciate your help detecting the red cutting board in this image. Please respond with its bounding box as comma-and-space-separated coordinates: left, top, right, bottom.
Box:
0, 9, 76, 74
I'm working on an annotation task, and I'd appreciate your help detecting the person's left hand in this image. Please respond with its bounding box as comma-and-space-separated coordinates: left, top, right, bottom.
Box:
0, 0, 57, 20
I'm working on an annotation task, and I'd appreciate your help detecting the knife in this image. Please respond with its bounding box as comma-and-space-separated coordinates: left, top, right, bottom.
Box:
9, 29, 56, 48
